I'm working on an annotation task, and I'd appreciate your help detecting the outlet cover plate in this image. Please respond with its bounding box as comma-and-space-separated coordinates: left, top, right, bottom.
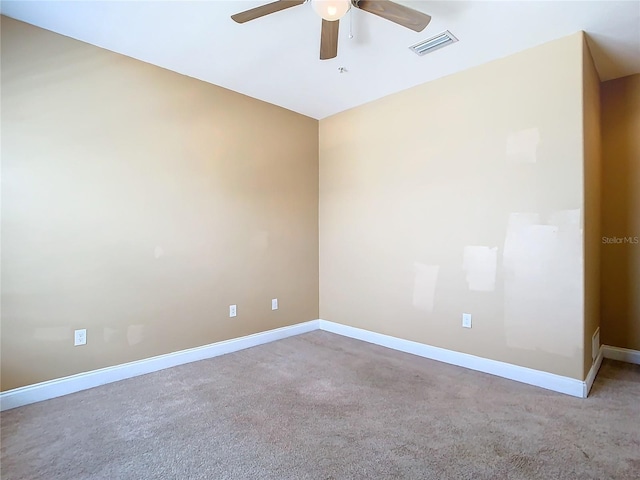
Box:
462, 313, 472, 328
74, 329, 87, 346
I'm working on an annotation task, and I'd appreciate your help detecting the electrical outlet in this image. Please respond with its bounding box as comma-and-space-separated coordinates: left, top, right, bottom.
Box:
462, 313, 472, 328
272, 298, 278, 310
229, 304, 237, 318
74, 329, 87, 346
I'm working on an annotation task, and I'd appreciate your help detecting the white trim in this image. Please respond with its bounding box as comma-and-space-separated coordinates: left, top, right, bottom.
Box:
319, 320, 589, 398
3, 318, 612, 410
602, 345, 640, 365
0, 320, 320, 411
584, 346, 603, 397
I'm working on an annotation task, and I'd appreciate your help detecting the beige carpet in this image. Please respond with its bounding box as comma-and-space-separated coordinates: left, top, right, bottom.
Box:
1, 331, 639, 479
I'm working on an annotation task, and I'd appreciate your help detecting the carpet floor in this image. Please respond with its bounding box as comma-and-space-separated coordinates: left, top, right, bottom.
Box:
1, 331, 639, 479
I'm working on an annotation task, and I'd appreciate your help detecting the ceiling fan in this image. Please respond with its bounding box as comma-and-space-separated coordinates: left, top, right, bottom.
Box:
231, 0, 432, 60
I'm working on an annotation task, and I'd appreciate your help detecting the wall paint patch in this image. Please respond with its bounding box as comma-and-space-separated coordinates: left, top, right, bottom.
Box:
502, 212, 541, 270
127, 325, 146, 346
503, 210, 583, 356
154, 246, 164, 259
412, 263, 439, 313
103, 327, 119, 343
463, 246, 498, 291
506, 127, 540, 163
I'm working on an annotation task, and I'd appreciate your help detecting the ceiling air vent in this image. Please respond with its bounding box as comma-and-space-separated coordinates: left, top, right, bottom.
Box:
409, 30, 458, 56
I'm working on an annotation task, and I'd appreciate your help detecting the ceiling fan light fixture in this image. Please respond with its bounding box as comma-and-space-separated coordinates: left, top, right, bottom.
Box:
311, 0, 351, 21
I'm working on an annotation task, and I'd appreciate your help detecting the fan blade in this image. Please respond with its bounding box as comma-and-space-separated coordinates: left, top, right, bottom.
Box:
231, 0, 305, 24
320, 19, 339, 60
355, 0, 431, 32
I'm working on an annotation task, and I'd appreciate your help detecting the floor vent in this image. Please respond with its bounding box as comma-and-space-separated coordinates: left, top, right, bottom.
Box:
592, 328, 600, 361
409, 30, 458, 56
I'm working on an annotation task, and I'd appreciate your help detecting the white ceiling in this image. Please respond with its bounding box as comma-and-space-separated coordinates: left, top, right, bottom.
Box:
2, 1, 639, 119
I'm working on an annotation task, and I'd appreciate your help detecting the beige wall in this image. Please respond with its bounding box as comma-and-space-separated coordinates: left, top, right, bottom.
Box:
1, 17, 319, 391
582, 38, 602, 373
320, 33, 590, 379
2, 16, 612, 391
600, 74, 640, 351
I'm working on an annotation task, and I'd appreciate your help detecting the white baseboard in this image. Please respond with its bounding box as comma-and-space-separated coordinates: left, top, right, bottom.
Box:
602, 345, 640, 365
0, 320, 320, 411
318, 320, 589, 398
584, 346, 603, 397
4, 318, 615, 410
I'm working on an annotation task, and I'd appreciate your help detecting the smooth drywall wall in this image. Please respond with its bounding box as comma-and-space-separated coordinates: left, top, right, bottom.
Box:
320, 33, 587, 379
600, 73, 640, 351
582, 38, 601, 375
1, 17, 319, 391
